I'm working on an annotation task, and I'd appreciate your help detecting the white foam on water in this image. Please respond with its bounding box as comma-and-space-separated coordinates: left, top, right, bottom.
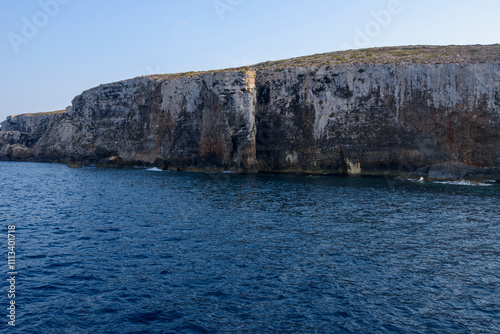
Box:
407, 178, 422, 182
433, 180, 493, 187
145, 167, 163, 172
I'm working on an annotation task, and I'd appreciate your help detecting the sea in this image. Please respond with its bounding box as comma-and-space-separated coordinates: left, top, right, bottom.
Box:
1, 161, 499, 333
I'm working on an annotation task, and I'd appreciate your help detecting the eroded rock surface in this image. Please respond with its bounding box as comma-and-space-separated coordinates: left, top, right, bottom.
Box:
1, 45, 499, 178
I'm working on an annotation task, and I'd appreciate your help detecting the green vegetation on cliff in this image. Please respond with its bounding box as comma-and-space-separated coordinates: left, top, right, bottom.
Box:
146, 44, 500, 80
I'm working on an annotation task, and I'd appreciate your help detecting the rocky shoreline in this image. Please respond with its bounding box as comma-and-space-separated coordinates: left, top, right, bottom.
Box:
1, 45, 499, 181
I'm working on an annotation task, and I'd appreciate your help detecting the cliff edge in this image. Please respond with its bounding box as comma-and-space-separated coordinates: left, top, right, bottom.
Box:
1, 45, 499, 179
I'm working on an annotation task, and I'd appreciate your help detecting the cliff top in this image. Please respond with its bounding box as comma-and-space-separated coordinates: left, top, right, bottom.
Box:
9, 109, 67, 118
253, 44, 500, 69
147, 44, 500, 80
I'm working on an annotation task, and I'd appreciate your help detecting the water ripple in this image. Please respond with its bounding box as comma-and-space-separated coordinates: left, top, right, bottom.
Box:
0, 162, 499, 333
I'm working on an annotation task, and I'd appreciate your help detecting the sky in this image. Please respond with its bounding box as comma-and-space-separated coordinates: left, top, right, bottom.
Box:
0, 0, 499, 122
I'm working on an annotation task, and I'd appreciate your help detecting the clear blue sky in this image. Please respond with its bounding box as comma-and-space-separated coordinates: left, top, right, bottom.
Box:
0, 0, 498, 122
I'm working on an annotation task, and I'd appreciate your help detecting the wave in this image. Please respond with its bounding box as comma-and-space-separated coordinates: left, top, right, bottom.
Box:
145, 167, 163, 172
407, 178, 494, 187
433, 180, 493, 187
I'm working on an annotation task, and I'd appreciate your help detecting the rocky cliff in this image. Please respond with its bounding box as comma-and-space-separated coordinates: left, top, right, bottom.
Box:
1, 45, 500, 179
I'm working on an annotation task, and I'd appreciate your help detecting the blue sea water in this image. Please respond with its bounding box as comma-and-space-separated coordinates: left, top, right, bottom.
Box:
0, 161, 499, 333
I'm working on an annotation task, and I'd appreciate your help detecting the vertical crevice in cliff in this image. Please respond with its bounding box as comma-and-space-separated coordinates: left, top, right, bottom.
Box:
198, 83, 226, 167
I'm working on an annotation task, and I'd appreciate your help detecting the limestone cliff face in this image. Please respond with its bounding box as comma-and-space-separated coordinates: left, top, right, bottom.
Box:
255, 62, 500, 174
1, 72, 258, 171
1, 45, 499, 176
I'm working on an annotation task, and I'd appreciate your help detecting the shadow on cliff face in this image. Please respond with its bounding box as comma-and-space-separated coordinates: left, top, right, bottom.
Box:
255, 72, 345, 173
253, 61, 500, 178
